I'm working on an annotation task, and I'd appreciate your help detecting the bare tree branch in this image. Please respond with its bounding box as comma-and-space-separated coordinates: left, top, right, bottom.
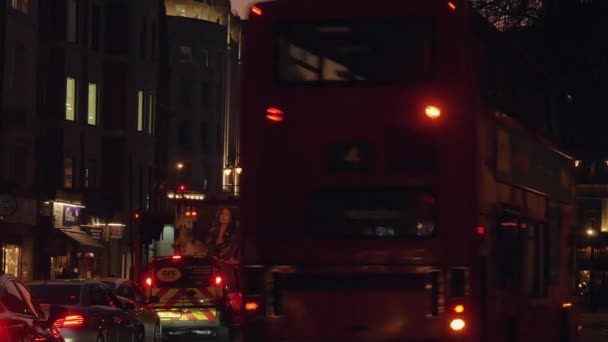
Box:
470, 0, 543, 31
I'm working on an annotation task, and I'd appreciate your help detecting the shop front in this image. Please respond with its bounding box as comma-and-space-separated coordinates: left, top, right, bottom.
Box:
49, 201, 104, 279
0, 194, 37, 280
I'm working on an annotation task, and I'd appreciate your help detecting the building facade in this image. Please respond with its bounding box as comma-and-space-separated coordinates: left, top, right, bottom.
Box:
32, 0, 164, 280
0, 0, 40, 281
155, 0, 241, 257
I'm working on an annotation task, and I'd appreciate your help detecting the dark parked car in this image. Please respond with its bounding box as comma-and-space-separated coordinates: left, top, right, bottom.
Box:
0, 274, 65, 342
26, 279, 144, 342
96, 278, 161, 342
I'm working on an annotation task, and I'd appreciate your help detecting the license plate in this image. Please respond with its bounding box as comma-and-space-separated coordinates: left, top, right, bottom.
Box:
157, 311, 181, 318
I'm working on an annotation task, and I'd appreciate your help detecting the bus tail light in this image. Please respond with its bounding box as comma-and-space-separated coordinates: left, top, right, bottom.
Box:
251, 5, 263, 16
266, 107, 285, 122
449, 318, 466, 331
453, 304, 465, 313
425, 105, 441, 119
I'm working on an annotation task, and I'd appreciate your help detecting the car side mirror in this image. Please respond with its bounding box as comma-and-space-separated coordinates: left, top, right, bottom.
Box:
49, 305, 68, 323
148, 296, 160, 304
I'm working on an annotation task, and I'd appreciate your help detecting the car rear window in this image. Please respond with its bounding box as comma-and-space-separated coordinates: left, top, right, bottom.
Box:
27, 285, 81, 305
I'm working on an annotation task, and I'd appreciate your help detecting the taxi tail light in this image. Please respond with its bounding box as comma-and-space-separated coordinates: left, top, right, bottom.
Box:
54, 315, 85, 328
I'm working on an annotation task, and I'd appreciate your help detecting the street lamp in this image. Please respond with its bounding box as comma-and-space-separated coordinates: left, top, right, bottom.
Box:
587, 228, 598, 237
176, 162, 184, 170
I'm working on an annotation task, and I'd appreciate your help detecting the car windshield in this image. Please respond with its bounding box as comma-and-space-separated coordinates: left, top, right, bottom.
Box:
27, 285, 81, 305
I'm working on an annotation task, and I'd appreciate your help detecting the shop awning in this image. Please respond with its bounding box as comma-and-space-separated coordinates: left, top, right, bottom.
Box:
58, 227, 104, 249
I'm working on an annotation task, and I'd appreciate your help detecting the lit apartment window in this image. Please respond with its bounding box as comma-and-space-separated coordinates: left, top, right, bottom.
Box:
65, 77, 76, 121
87, 83, 98, 125
67, 0, 77, 42
178, 46, 192, 63
176, 5, 186, 17
64, 157, 74, 189
148, 93, 155, 135
137, 90, 144, 131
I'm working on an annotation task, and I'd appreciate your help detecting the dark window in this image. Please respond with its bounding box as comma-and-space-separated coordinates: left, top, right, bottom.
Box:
67, 0, 77, 42
200, 49, 209, 67
180, 79, 192, 106
177, 46, 192, 63
139, 16, 147, 59
13, 145, 28, 186
1, 281, 28, 314
276, 17, 435, 84
200, 123, 209, 152
201, 81, 211, 108
151, 22, 157, 61
308, 188, 436, 238
104, 4, 129, 54
85, 159, 97, 189
178, 121, 192, 149
64, 157, 74, 189
90, 5, 100, 50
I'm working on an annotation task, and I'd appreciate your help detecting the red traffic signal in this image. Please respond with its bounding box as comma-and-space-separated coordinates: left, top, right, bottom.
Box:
178, 184, 186, 192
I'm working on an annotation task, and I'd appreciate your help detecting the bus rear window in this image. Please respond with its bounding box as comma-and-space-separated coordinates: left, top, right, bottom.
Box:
308, 188, 436, 238
276, 17, 435, 84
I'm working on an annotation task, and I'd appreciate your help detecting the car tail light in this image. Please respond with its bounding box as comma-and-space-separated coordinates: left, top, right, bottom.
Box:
215, 276, 223, 286
266, 107, 285, 122
171, 255, 182, 260
145, 277, 152, 287
54, 315, 85, 328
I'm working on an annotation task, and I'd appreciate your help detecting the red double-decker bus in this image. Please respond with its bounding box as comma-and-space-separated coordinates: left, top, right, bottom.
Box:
239, 0, 579, 341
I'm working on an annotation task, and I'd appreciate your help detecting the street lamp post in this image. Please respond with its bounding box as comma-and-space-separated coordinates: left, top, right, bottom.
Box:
587, 228, 598, 312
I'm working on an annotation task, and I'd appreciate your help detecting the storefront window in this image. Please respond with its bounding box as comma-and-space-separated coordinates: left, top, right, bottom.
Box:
2, 245, 21, 277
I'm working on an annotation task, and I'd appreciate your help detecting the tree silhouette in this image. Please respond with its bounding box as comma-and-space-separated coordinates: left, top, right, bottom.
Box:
471, 0, 544, 31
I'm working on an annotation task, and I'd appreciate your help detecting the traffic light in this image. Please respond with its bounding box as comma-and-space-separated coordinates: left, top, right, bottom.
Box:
178, 184, 186, 192
134, 212, 141, 220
